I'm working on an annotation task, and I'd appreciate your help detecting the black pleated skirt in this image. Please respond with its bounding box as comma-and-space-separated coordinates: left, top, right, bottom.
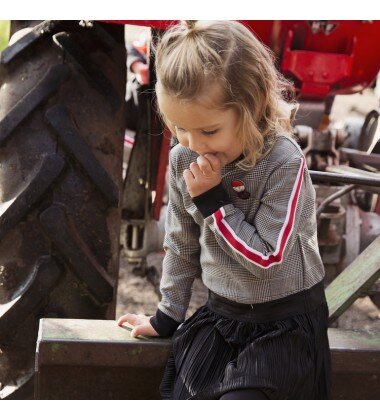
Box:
159, 281, 332, 400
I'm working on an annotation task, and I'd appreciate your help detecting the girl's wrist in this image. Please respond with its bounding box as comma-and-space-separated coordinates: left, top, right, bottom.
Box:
149, 308, 181, 337
192, 183, 231, 218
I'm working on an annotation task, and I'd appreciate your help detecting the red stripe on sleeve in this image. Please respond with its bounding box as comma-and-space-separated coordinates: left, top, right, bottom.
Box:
212, 157, 305, 269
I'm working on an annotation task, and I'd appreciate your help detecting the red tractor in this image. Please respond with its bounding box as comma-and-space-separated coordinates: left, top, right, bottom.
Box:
0, 20, 380, 399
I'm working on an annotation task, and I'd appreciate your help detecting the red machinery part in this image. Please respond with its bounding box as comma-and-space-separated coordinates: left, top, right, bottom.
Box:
108, 20, 380, 100
280, 30, 356, 98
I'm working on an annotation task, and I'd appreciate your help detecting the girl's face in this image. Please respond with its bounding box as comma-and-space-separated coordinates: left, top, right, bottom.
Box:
157, 83, 243, 167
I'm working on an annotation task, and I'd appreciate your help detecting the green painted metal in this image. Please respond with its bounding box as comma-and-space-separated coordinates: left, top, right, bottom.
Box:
35, 318, 380, 399
328, 328, 380, 351
36, 318, 172, 399
0, 20, 10, 52
328, 328, 380, 376
36, 318, 171, 368
325, 235, 380, 324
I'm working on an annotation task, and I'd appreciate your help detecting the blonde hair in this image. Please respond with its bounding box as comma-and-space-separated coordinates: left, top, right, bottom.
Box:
154, 20, 297, 170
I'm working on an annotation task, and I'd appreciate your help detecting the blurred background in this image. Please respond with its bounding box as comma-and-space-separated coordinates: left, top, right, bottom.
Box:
0, 20, 10, 51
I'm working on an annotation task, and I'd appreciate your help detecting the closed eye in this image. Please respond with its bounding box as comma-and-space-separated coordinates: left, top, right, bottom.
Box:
175, 126, 219, 136
202, 129, 218, 136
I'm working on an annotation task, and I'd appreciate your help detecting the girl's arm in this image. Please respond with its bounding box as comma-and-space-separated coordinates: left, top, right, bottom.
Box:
149, 147, 201, 337
193, 155, 309, 279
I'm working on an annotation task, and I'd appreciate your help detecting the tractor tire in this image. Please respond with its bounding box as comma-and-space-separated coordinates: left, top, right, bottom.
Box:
0, 20, 126, 399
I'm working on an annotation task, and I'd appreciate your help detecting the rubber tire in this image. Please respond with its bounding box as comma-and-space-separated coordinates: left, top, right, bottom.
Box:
0, 20, 126, 399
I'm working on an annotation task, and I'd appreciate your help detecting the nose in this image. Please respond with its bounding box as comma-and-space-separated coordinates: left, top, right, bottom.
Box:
188, 133, 207, 154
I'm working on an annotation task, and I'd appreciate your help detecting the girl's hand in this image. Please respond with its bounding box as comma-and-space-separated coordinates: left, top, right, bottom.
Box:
117, 313, 159, 338
183, 153, 222, 197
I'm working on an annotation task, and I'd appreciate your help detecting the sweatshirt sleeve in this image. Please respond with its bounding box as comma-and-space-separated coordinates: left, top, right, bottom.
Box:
192, 155, 306, 280
150, 148, 201, 337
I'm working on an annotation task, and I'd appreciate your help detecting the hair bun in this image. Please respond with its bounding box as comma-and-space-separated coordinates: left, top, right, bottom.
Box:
184, 20, 197, 32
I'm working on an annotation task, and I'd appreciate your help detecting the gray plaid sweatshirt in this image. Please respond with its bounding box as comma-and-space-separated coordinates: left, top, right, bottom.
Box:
150, 135, 325, 337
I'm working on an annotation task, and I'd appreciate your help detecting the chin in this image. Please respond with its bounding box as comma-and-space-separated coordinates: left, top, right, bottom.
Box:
218, 155, 229, 167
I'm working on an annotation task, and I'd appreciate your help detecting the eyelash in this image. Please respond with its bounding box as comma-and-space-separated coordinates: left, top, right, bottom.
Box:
176, 128, 219, 136
203, 130, 218, 136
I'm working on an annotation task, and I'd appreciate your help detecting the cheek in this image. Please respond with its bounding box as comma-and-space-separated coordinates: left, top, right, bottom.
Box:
218, 133, 234, 151
176, 133, 189, 147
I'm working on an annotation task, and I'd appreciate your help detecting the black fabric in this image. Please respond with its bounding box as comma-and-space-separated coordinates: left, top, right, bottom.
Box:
158, 281, 332, 400
219, 388, 269, 400
192, 182, 232, 218
150, 308, 181, 338
208, 280, 326, 323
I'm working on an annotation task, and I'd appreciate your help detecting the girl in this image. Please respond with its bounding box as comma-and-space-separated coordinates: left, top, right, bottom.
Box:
117, 20, 331, 400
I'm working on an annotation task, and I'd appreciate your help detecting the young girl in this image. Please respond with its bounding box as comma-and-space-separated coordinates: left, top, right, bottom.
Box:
117, 20, 331, 400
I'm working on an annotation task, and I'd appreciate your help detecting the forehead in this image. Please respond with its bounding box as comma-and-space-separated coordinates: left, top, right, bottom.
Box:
156, 82, 229, 128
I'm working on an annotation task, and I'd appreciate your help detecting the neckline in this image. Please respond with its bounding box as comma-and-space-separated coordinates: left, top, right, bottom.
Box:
231, 153, 245, 164
223, 153, 245, 169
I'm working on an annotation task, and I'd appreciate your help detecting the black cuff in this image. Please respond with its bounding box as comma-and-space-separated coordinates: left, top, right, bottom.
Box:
192, 183, 232, 218
149, 308, 181, 338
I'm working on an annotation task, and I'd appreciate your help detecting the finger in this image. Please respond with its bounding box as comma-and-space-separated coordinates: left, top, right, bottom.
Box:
183, 168, 195, 179
183, 168, 195, 186
204, 153, 222, 172
117, 313, 130, 326
117, 313, 139, 327
189, 162, 203, 178
131, 324, 159, 338
197, 155, 213, 175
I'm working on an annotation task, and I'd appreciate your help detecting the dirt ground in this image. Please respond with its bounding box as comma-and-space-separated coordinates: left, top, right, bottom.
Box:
117, 251, 209, 321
